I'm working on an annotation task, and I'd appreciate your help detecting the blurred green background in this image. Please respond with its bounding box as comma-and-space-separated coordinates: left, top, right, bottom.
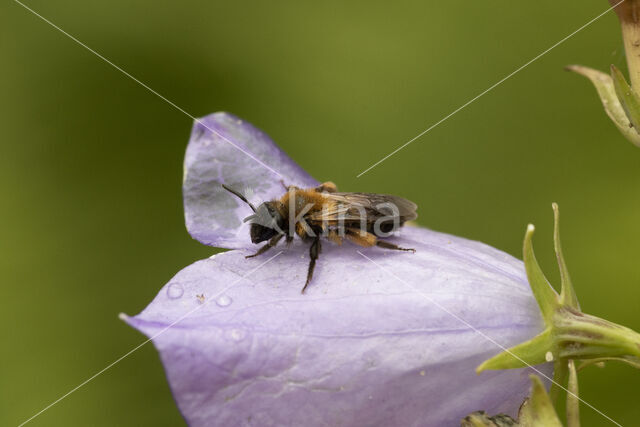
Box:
1, 0, 638, 425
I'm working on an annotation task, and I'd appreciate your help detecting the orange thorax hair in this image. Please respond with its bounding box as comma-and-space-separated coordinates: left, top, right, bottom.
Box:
277, 188, 336, 219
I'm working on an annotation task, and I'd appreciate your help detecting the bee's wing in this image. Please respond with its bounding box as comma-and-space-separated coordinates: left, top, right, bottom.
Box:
309, 192, 417, 223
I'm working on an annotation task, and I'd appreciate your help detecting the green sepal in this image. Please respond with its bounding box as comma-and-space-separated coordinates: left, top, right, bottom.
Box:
523, 225, 559, 323
518, 376, 563, 427
566, 361, 579, 427
566, 64, 640, 147
552, 203, 579, 309
476, 329, 552, 373
611, 64, 640, 132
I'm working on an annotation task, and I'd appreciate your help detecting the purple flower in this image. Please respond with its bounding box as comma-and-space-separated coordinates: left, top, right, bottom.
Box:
122, 112, 551, 426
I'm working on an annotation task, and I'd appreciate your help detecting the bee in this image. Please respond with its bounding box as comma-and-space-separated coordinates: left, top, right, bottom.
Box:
222, 181, 417, 293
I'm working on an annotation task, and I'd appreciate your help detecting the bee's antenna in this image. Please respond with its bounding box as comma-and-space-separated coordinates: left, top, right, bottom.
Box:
222, 184, 257, 212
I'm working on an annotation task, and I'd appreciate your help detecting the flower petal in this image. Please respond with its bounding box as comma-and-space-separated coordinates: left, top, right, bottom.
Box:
183, 112, 319, 249
124, 227, 551, 426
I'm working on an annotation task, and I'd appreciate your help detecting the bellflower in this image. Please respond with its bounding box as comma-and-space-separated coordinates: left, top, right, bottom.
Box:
477, 203, 640, 405
122, 112, 552, 426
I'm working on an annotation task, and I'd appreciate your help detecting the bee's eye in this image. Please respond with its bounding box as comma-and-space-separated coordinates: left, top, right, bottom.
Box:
249, 223, 278, 244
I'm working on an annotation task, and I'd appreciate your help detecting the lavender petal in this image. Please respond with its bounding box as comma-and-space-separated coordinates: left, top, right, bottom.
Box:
183, 112, 318, 249
124, 226, 551, 426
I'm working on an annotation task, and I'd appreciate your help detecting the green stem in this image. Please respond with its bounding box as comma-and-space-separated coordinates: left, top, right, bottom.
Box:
549, 359, 567, 403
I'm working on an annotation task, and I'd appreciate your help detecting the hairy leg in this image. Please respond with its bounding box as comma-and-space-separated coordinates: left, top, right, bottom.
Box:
345, 228, 377, 247
376, 239, 416, 253
327, 229, 343, 245
285, 235, 294, 248
314, 181, 338, 193
345, 228, 415, 252
279, 179, 300, 192
302, 237, 321, 293
246, 234, 284, 258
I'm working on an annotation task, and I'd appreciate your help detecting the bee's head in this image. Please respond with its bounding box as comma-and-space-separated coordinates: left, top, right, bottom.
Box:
221, 184, 286, 244
244, 202, 285, 243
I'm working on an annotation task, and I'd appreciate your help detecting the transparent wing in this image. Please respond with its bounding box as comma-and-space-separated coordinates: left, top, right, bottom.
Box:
309, 192, 417, 223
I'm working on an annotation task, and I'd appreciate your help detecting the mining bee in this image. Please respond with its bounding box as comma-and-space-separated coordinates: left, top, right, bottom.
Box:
222, 181, 417, 293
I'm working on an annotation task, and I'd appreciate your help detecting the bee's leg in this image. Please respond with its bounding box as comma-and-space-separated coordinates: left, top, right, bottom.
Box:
285, 235, 294, 248
345, 228, 377, 247
279, 180, 300, 192
327, 229, 343, 245
314, 181, 338, 193
376, 240, 416, 253
345, 228, 415, 253
245, 234, 284, 258
302, 237, 321, 293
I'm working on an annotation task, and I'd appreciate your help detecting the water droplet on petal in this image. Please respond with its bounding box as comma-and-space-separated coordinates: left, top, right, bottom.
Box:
167, 284, 184, 299
216, 294, 232, 307
230, 329, 246, 341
